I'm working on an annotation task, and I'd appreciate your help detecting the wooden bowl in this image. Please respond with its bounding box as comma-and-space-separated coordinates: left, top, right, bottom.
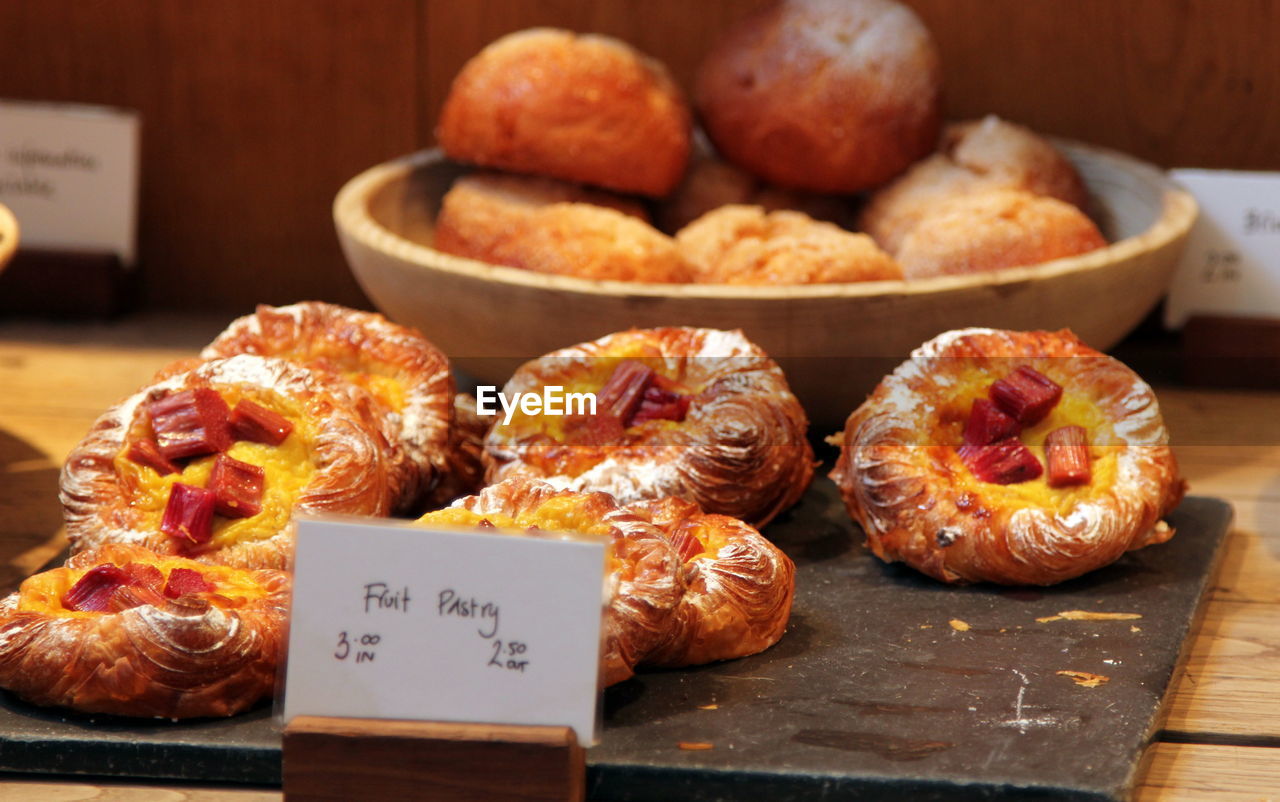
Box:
334, 143, 1196, 430
0, 203, 18, 274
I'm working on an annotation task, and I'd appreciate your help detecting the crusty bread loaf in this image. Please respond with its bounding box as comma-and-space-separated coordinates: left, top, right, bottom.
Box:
677, 204, 902, 285
695, 0, 942, 193
437, 28, 692, 197
434, 173, 690, 283
894, 189, 1107, 279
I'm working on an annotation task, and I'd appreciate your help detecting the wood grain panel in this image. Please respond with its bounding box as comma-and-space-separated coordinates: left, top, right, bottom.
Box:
0, 0, 420, 312
1136, 742, 1280, 801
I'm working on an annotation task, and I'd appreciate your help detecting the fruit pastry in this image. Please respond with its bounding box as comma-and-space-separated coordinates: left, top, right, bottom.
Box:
0, 543, 289, 718
197, 301, 454, 514
417, 478, 794, 685
483, 327, 814, 527
61, 355, 400, 570
829, 328, 1185, 585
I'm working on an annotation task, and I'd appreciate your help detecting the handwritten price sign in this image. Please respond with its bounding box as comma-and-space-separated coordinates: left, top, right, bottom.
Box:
283, 515, 607, 742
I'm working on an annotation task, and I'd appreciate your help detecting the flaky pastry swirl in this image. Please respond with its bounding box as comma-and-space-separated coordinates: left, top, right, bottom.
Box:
484, 328, 814, 527
829, 328, 1186, 585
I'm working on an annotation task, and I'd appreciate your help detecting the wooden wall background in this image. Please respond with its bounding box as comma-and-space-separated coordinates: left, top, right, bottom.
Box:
0, 0, 1277, 313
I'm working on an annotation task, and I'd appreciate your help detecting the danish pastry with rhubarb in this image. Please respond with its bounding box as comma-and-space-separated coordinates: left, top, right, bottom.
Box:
61, 355, 398, 570
828, 328, 1185, 585
0, 543, 289, 718
483, 328, 814, 527
417, 478, 794, 684
199, 302, 454, 514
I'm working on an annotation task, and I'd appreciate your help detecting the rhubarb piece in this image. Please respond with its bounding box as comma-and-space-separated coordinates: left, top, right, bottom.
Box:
1045, 425, 1091, 487
230, 399, 294, 446
125, 437, 181, 476
988, 366, 1063, 426
63, 564, 130, 612
667, 528, 705, 562
958, 438, 1043, 485
163, 567, 215, 599
146, 388, 232, 460
208, 454, 265, 518
631, 385, 691, 425
160, 483, 217, 544
107, 583, 166, 613
562, 412, 627, 446
961, 398, 1020, 446
121, 562, 165, 594
596, 360, 655, 423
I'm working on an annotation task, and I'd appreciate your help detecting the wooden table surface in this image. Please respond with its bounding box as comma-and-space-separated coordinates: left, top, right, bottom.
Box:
0, 315, 1277, 801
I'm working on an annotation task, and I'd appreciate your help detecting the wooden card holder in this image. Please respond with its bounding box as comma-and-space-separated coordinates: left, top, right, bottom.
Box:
282, 716, 585, 802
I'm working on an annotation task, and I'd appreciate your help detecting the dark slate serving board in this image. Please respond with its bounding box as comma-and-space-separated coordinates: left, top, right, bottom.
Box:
0, 483, 1231, 801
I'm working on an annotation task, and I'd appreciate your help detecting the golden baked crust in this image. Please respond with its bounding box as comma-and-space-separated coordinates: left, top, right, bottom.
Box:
626, 497, 794, 668
860, 116, 1091, 253
828, 328, 1186, 585
422, 393, 490, 509
695, 0, 942, 192
484, 327, 814, 527
417, 478, 794, 684
434, 173, 690, 283
0, 544, 289, 718
676, 204, 902, 285
61, 355, 397, 570
200, 301, 454, 514
894, 189, 1107, 278
437, 28, 692, 197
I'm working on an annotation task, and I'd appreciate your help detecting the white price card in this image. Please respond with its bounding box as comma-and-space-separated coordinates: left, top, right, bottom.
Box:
1165, 168, 1280, 328
282, 515, 607, 743
0, 99, 140, 265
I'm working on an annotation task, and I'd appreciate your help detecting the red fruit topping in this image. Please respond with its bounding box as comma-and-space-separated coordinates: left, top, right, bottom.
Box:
596, 361, 655, 423
146, 388, 232, 460
962, 398, 1020, 446
958, 438, 1043, 485
988, 366, 1063, 426
121, 562, 165, 594
163, 567, 215, 599
62, 564, 130, 612
107, 583, 166, 612
125, 437, 181, 476
1046, 425, 1092, 487
208, 454, 265, 518
230, 399, 294, 446
667, 528, 705, 562
631, 385, 691, 425
161, 483, 217, 544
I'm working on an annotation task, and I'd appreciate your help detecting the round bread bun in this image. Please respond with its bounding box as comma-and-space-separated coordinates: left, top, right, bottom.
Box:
417, 478, 794, 684
434, 172, 690, 283
828, 328, 1185, 585
676, 204, 902, 285
61, 355, 398, 570
483, 327, 814, 527
437, 28, 692, 197
695, 0, 942, 193
860, 115, 1091, 252
895, 189, 1107, 278
0, 543, 290, 718
200, 301, 455, 515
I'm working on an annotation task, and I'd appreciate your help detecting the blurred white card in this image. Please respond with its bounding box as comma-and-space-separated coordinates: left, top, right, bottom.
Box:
0, 99, 139, 265
283, 515, 607, 743
1165, 169, 1280, 328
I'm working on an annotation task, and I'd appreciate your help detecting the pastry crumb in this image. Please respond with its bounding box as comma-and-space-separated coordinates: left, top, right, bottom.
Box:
1130, 625, 1142, 633
697, 704, 719, 710
949, 619, 971, 632
1036, 610, 1143, 623
919, 624, 932, 629
1057, 670, 1109, 688
678, 741, 715, 751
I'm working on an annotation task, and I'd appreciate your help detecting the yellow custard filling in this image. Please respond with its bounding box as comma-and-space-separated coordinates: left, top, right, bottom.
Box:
18, 558, 272, 618
928, 366, 1120, 517
116, 386, 315, 550
417, 499, 621, 572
